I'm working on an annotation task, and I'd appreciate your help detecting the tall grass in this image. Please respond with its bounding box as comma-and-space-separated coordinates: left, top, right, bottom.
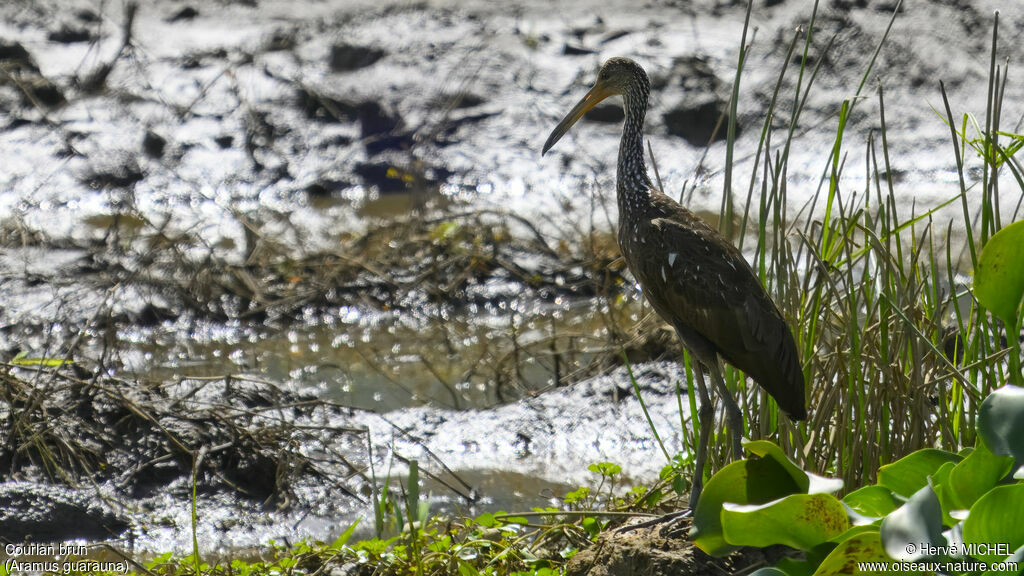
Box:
695, 1, 1022, 491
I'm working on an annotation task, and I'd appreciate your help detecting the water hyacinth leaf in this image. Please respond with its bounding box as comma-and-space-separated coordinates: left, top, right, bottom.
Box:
843, 485, 900, 518
721, 493, 849, 550
830, 524, 886, 545
979, 544, 1024, 576
880, 484, 945, 562
977, 385, 1024, 463
806, 471, 845, 495
743, 439, 810, 493
929, 460, 954, 488
692, 456, 803, 557
947, 435, 1015, 510
811, 530, 899, 576
974, 218, 1024, 325
841, 504, 879, 529
929, 461, 959, 527
877, 449, 962, 498
962, 484, 1024, 564
777, 543, 832, 576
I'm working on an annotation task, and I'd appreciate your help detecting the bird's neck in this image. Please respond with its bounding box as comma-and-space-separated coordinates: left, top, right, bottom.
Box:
616, 86, 654, 216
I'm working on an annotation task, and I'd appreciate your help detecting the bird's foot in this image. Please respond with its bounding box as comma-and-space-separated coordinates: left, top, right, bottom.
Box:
614, 509, 692, 538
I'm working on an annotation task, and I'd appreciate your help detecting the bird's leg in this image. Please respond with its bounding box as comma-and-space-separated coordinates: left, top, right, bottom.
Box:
690, 361, 714, 510
709, 357, 744, 459
614, 359, 709, 536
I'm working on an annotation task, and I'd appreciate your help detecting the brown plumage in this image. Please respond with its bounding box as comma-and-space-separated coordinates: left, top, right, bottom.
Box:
623, 196, 805, 417
543, 57, 805, 508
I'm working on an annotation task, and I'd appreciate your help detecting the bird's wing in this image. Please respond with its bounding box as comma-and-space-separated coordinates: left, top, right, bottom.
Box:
641, 215, 769, 353
635, 212, 805, 417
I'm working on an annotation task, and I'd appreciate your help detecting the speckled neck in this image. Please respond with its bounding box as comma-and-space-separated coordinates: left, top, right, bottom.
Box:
616, 79, 654, 217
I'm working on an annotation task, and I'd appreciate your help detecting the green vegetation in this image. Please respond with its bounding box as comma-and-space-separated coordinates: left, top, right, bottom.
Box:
89, 460, 677, 576
974, 219, 1024, 386
17, 0, 1024, 574
689, 384, 1023, 574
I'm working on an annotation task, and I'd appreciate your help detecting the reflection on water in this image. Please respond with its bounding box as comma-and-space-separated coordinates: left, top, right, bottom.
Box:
118, 294, 645, 412
420, 469, 573, 518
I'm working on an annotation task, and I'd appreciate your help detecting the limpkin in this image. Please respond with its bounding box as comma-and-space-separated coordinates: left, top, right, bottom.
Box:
542, 57, 806, 508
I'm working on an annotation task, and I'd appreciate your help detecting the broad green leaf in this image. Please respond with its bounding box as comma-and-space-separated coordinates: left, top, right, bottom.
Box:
776, 545, 827, 576
929, 461, 960, 527
979, 544, 1024, 576
974, 218, 1024, 325
806, 471, 845, 495
743, 440, 844, 495
843, 485, 899, 518
963, 484, 1024, 564
947, 435, 1015, 510
721, 493, 849, 550
830, 524, 886, 544
978, 385, 1024, 463
877, 449, 961, 498
930, 459, 954, 485
691, 456, 803, 557
880, 483, 946, 561
811, 530, 904, 576
744, 439, 811, 493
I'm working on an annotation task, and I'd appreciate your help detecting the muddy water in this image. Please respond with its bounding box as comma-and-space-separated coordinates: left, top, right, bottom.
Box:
121, 292, 642, 412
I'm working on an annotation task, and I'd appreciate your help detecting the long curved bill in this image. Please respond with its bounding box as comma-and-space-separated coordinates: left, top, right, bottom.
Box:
541, 82, 613, 155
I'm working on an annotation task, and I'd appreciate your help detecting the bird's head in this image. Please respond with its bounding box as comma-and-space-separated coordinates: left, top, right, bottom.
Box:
542, 57, 649, 156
